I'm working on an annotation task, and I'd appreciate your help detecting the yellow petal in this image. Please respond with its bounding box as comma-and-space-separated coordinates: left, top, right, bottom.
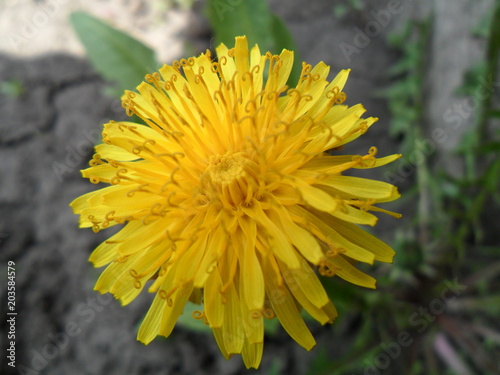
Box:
137, 292, 166, 344
97, 183, 162, 208
234, 36, 250, 75
242, 340, 263, 369
215, 43, 237, 81
159, 281, 194, 337
249, 44, 266, 93
330, 202, 378, 226
328, 69, 350, 92
70, 189, 99, 214
316, 176, 400, 201
281, 62, 329, 122
171, 230, 209, 286
89, 220, 145, 267
284, 277, 335, 325
237, 226, 264, 311
194, 226, 226, 287
290, 206, 376, 264
238, 281, 264, 344
114, 219, 168, 257
368, 205, 402, 218
276, 49, 294, 89
353, 153, 403, 169
318, 213, 395, 263
94, 255, 135, 293
322, 301, 338, 321
95, 143, 139, 161
242, 201, 300, 269
212, 327, 230, 359
326, 255, 376, 289
299, 155, 361, 175
336, 117, 378, 147
81, 164, 120, 184
183, 65, 224, 134
282, 176, 338, 213
263, 257, 316, 350
204, 267, 224, 328
222, 283, 244, 354
193, 52, 221, 94
110, 244, 170, 303
278, 257, 330, 308
268, 205, 324, 265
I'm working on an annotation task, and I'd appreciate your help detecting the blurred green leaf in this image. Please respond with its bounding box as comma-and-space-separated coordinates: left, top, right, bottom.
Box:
333, 4, 348, 19
206, 0, 303, 86
263, 315, 280, 335
306, 347, 330, 375
472, 10, 494, 38
348, 0, 364, 11
477, 141, 500, 154
386, 58, 414, 76
266, 358, 283, 375
453, 296, 500, 315
455, 61, 488, 96
387, 21, 413, 47
70, 12, 158, 97
206, 0, 274, 52
0, 79, 23, 98
488, 109, 500, 118
311, 336, 380, 375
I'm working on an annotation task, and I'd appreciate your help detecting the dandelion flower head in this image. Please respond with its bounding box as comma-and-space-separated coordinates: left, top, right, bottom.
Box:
71, 36, 401, 368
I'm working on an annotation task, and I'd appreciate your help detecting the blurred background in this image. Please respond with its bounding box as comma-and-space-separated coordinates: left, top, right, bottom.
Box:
1, 0, 499, 374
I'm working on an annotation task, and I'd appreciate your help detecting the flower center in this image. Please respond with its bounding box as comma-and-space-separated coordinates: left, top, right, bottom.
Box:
209, 153, 246, 184
202, 152, 258, 208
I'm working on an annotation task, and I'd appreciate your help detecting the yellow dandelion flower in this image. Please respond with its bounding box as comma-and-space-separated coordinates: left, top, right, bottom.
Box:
71, 36, 401, 369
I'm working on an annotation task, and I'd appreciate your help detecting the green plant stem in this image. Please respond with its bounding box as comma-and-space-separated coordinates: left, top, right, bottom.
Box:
414, 18, 432, 253
477, 2, 500, 142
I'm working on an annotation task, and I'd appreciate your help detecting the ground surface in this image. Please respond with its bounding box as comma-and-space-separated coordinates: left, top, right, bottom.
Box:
0, 0, 495, 374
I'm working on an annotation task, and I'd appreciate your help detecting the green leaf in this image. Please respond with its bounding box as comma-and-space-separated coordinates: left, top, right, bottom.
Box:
472, 10, 494, 38
478, 141, 500, 154
206, 1, 303, 86
70, 12, 158, 97
488, 109, 500, 118
386, 58, 413, 77
455, 61, 488, 96
348, 0, 364, 11
270, 14, 302, 87
333, 4, 348, 19
206, 0, 274, 52
306, 347, 330, 375
455, 296, 500, 315
266, 358, 284, 375
263, 316, 280, 335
